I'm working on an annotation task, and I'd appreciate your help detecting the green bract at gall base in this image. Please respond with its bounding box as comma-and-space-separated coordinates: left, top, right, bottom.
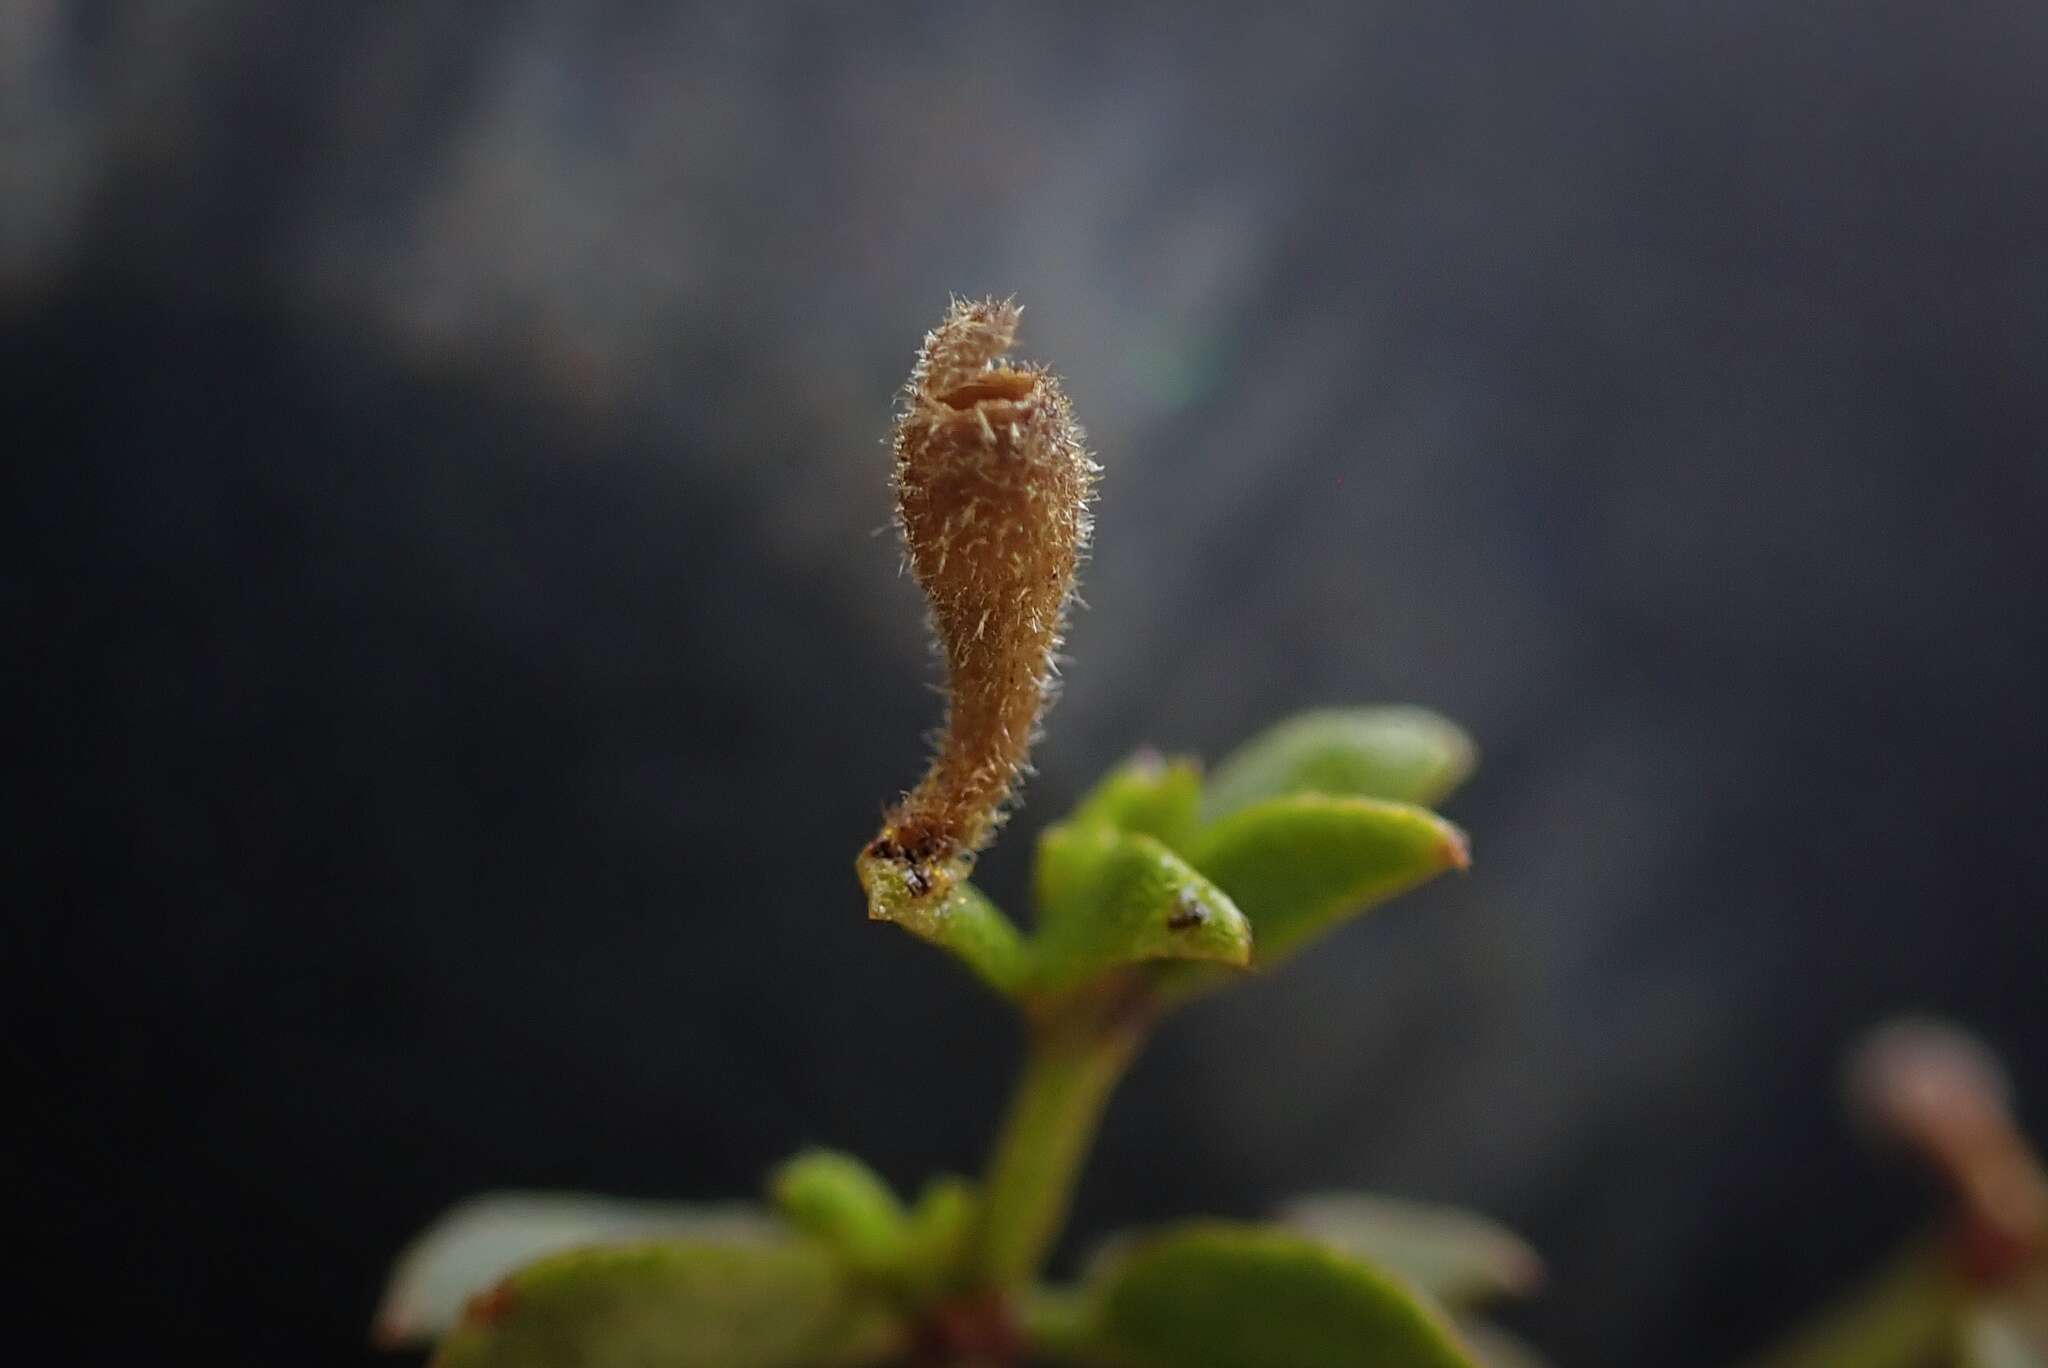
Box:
378, 300, 1526, 1368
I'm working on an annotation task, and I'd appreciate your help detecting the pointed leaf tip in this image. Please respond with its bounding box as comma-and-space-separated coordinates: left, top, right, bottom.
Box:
1185, 794, 1469, 969
1439, 821, 1473, 872
1066, 750, 1204, 853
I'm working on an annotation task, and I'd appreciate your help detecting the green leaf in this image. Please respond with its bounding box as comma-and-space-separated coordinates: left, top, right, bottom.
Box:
429, 1239, 899, 1368
1031, 825, 1253, 995
1076, 1222, 1477, 1368
1277, 1193, 1542, 1310
897, 1175, 978, 1299
374, 1192, 780, 1347
1067, 751, 1204, 852
1183, 795, 1468, 968
768, 1151, 907, 1278
768, 1156, 979, 1304
855, 860, 1031, 997
1203, 707, 1476, 819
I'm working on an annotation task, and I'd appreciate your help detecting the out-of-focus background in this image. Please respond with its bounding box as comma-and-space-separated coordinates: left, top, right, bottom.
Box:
7, 3, 2045, 1363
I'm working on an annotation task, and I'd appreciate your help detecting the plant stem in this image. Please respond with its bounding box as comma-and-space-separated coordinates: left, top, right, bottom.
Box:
972, 998, 1150, 1288
1743, 1240, 1965, 1368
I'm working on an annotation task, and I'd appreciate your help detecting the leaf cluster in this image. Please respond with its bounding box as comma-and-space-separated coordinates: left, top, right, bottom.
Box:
380, 709, 1533, 1367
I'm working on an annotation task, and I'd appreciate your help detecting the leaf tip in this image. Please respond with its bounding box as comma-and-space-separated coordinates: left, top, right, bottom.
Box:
458, 1280, 519, 1331
1437, 821, 1472, 873
1126, 744, 1167, 775
1167, 888, 1254, 967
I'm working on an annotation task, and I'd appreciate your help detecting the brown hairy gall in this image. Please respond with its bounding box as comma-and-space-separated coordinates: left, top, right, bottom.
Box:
862, 298, 1097, 906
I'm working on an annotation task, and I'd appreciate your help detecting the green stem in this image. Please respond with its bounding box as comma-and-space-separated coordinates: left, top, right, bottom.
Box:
972, 1002, 1149, 1288
1743, 1240, 1964, 1368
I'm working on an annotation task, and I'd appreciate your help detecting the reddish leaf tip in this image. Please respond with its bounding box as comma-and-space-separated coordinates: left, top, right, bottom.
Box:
459, 1280, 519, 1329
1437, 822, 1472, 872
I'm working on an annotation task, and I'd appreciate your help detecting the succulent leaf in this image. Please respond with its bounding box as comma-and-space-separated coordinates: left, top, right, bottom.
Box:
1031, 825, 1252, 995
1203, 707, 1475, 819
768, 1151, 908, 1278
1277, 1193, 1543, 1310
1183, 794, 1468, 969
1073, 1222, 1478, 1368
428, 1239, 898, 1368
1066, 751, 1204, 853
374, 1193, 780, 1347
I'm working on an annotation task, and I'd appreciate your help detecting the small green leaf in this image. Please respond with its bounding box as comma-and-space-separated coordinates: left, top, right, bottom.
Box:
1204, 707, 1476, 819
1067, 751, 1204, 852
1277, 1193, 1542, 1310
897, 1175, 978, 1299
429, 1239, 899, 1368
1184, 795, 1468, 968
855, 860, 1031, 997
374, 1192, 780, 1346
1031, 825, 1253, 995
768, 1151, 907, 1278
1077, 1223, 1477, 1368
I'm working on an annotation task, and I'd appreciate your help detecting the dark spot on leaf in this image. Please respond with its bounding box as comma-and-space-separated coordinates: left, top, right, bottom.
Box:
1167, 893, 1208, 931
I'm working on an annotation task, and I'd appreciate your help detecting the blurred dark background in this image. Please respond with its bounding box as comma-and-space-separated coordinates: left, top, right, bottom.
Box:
6, 3, 2046, 1363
